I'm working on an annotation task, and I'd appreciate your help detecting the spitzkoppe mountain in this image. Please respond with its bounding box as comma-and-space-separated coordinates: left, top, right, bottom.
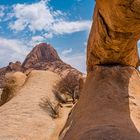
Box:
0, 43, 82, 87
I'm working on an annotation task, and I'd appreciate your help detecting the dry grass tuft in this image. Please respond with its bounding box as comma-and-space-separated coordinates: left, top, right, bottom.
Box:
39, 97, 62, 119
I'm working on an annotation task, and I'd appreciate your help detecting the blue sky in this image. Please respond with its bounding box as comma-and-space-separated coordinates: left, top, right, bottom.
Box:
0, 0, 95, 72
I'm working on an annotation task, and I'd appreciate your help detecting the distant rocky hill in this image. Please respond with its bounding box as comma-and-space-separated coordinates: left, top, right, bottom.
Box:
0, 61, 22, 87
22, 43, 61, 69
0, 43, 82, 87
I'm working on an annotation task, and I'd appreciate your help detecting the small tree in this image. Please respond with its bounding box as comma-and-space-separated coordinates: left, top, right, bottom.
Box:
55, 72, 80, 103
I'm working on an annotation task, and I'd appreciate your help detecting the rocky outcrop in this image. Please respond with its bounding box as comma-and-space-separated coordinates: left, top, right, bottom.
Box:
0, 61, 22, 87
61, 66, 140, 140
0, 71, 72, 140
0, 43, 82, 87
22, 43, 81, 78
87, 0, 140, 72
22, 43, 61, 69
7, 61, 22, 72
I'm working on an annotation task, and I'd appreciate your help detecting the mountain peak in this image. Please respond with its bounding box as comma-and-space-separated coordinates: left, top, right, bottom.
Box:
22, 43, 61, 69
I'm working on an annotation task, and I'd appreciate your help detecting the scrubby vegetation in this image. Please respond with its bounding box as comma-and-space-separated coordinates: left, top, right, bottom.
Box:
54, 72, 80, 104
39, 97, 62, 119
0, 76, 17, 106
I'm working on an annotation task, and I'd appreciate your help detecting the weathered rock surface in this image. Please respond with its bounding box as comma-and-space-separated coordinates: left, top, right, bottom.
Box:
61, 66, 140, 140
0, 70, 71, 140
22, 43, 61, 69
87, 0, 140, 72
61, 1, 140, 139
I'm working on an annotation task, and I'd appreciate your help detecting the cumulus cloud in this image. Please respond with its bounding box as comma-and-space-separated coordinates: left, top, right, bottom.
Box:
61, 41, 88, 72
61, 48, 73, 55
0, 37, 30, 67
43, 33, 53, 39
9, 0, 54, 31
28, 35, 45, 47
0, 6, 6, 21
61, 53, 86, 73
51, 21, 91, 35
31, 35, 45, 43
8, 0, 91, 35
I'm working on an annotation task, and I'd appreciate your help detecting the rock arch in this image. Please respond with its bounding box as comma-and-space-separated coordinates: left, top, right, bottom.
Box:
87, 0, 140, 72
61, 1, 140, 140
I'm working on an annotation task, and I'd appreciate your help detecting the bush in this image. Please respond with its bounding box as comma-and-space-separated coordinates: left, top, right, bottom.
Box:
39, 97, 61, 119
55, 72, 80, 103
0, 72, 26, 106
0, 77, 17, 106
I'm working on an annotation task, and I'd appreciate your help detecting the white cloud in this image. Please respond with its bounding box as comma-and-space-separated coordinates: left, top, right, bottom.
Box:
0, 37, 30, 67
84, 42, 87, 46
61, 53, 86, 73
31, 35, 45, 42
9, 0, 54, 32
62, 48, 73, 55
43, 33, 53, 39
0, 6, 6, 21
29, 35, 45, 47
8, 0, 91, 36
51, 21, 91, 35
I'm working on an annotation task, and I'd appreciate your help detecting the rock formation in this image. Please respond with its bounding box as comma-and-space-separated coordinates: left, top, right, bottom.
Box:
0, 61, 22, 87
0, 71, 71, 140
0, 43, 82, 139
22, 43, 61, 69
61, 1, 140, 140
61, 66, 140, 140
0, 43, 82, 87
87, 0, 140, 72
22, 43, 82, 78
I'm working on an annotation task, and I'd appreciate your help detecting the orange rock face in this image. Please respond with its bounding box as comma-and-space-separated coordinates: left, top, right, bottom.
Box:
61, 66, 140, 140
87, 0, 140, 72
61, 1, 140, 140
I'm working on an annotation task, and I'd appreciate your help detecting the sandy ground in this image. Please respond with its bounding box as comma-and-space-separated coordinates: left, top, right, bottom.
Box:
0, 70, 72, 140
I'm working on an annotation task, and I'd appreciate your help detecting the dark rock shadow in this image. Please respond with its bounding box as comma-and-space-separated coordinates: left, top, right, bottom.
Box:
61, 66, 140, 140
